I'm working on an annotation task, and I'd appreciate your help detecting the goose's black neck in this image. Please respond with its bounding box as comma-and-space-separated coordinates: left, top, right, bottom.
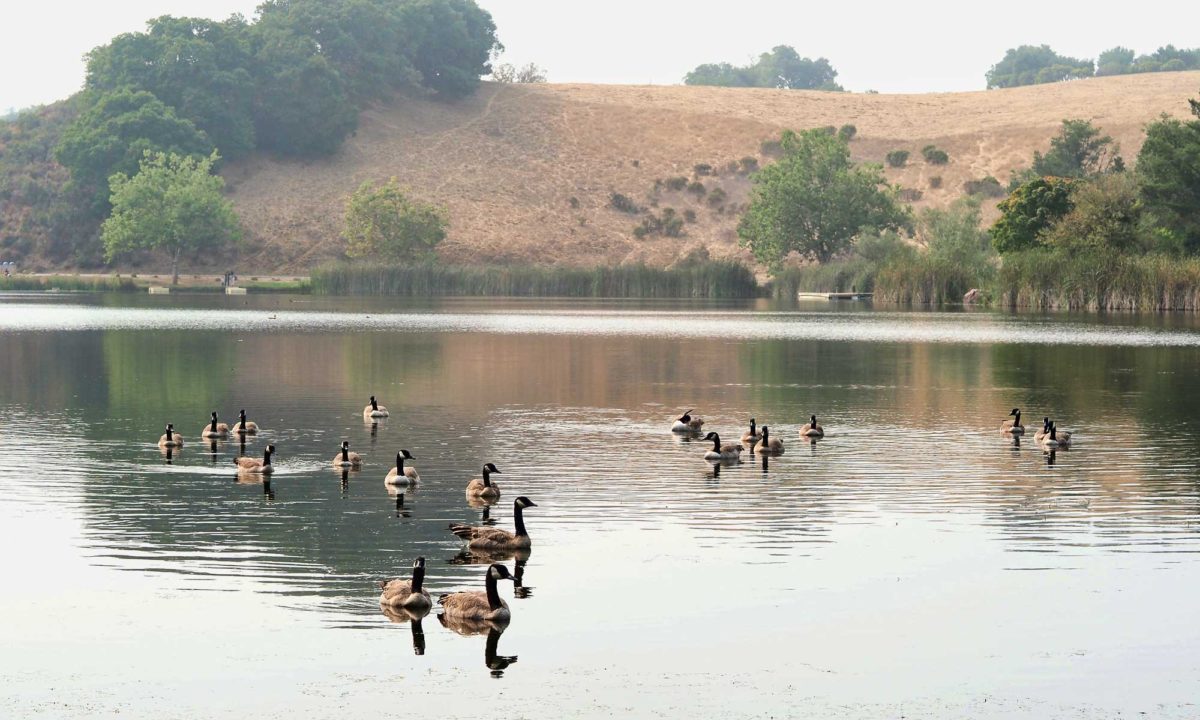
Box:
482, 468, 492, 487
513, 503, 529, 537
411, 565, 425, 593
396, 453, 404, 472
210, 415, 218, 432
761, 427, 770, 444
342, 446, 349, 462
1013, 411, 1021, 427
165, 427, 173, 441
749, 419, 756, 435
371, 398, 379, 411
484, 571, 503, 609
710, 434, 721, 452
262, 447, 272, 464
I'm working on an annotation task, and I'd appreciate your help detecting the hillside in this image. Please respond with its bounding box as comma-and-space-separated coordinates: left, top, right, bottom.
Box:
7, 72, 1200, 273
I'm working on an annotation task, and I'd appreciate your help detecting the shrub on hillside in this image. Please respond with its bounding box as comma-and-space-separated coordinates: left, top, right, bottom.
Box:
694, 163, 714, 177
922, 145, 949, 165
687, 181, 707, 197
929, 176, 943, 189
609, 192, 640, 214
898, 188, 924, 203
963, 176, 1005, 198
838, 124, 857, 141
740, 156, 760, 174
707, 187, 728, 207
886, 150, 910, 168
665, 176, 688, 191
760, 139, 783, 157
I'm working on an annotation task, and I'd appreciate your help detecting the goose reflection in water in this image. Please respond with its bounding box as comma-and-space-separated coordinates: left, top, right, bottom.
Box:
206, 439, 221, 464
436, 619, 517, 678
393, 492, 412, 519
466, 494, 498, 509
159, 445, 179, 464
1045, 448, 1058, 466
379, 606, 428, 656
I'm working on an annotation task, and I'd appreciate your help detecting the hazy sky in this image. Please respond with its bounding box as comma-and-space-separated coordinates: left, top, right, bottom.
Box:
4, 0, 1200, 111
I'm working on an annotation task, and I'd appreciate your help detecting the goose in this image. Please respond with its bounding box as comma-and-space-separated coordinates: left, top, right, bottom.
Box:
157, 423, 184, 448
1040, 422, 1072, 449
385, 450, 420, 487
671, 409, 705, 434
465, 463, 502, 500
1034, 417, 1051, 442
232, 409, 259, 435
702, 432, 743, 461
363, 396, 389, 419
450, 497, 536, 551
332, 440, 362, 469
1001, 408, 1025, 435
800, 414, 824, 438
741, 418, 762, 446
437, 564, 516, 622
235, 444, 275, 474
379, 557, 432, 612
201, 411, 229, 439
754, 425, 784, 455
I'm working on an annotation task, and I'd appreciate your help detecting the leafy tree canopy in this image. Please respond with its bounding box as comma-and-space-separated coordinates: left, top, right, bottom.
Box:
986, 45, 1093, 89
54, 88, 213, 213
685, 46, 842, 91
1040, 173, 1142, 253
1137, 93, 1200, 253
85, 15, 257, 158
990, 177, 1076, 254
492, 62, 547, 83
738, 129, 908, 267
1031, 119, 1124, 178
344, 178, 448, 260
394, 0, 503, 98
102, 151, 241, 283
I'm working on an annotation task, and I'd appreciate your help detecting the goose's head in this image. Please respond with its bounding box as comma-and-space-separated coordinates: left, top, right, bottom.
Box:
1009, 408, 1021, 417
484, 462, 501, 474
341, 441, 350, 450
488, 564, 514, 582
369, 395, 377, 404
165, 423, 174, 431
266, 444, 277, 456
678, 409, 694, 422
413, 556, 426, 571
810, 414, 818, 425
703, 432, 719, 442
239, 409, 247, 419
515, 496, 537, 510
211, 411, 219, 421
401, 449, 415, 460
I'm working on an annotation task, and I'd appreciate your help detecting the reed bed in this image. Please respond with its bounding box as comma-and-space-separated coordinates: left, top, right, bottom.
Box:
770, 260, 878, 298
996, 251, 1200, 311
310, 262, 760, 298
0, 275, 138, 292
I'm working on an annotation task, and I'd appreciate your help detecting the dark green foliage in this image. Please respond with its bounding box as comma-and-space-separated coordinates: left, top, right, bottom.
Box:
818, 126, 837, 136
963, 176, 1004, 198
393, 0, 502, 98
635, 208, 685, 238
929, 176, 943, 189
1031, 119, 1124, 178
683, 209, 697, 223
921, 145, 949, 165
1096, 47, 1135, 76
739, 129, 909, 266
693, 163, 713, 176
665, 176, 689, 191
85, 15, 257, 158
1099, 46, 1200, 77
55, 88, 213, 212
707, 187, 728, 207
1138, 96, 1200, 252
568, 196, 580, 209
886, 150, 909, 168
684, 46, 842, 91
990, 177, 1076, 253
252, 39, 359, 157
609, 192, 641, 214
760, 140, 783, 158
838, 124, 857, 141
986, 45, 1094, 88
898, 188, 923, 202
996, 251, 1200, 310
311, 261, 760, 297
687, 181, 706, 197
1041, 173, 1142, 253
740, 156, 760, 173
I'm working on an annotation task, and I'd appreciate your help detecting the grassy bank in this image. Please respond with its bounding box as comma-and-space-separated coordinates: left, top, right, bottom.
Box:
0, 275, 139, 292
770, 260, 878, 298
310, 262, 761, 298
996, 251, 1200, 311
0, 274, 309, 294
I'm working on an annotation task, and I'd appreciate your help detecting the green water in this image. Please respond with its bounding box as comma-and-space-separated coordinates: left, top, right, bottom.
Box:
2, 293, 1199, 718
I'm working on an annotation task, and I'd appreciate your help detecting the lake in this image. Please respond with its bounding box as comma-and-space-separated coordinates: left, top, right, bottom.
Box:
2, 293, 1199, 718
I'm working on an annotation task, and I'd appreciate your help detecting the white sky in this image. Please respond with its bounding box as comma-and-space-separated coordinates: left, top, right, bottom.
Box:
3, 0, 1200, 111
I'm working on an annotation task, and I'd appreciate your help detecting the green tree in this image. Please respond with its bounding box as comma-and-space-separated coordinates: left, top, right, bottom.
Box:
55, 88, 213, 212
738, 129, 908, 267
1031, 119, 1124, 178
1096, 47, 1135, 76
344, 178, 447, 260
990, 177, 1076, 254
920, 196, 995, 271
1041, 173, 1142, 253
685, 46, 841, 90
1138, 94, 1200, 252
986, 45, 1093, 89
102, 151, 241, 284
396, 0, 503, 98
85, 15, 257, 158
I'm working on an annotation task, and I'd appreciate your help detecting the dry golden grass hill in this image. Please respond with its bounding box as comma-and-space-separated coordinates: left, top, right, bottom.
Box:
224, 72, 1200, 272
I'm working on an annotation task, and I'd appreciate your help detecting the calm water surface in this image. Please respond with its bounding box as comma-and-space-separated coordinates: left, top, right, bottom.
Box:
2, 293, 1199, 718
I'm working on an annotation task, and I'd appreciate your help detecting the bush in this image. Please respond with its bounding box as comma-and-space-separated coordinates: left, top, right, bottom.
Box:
838, 124, 857, 141
707, 187, 728, 207
723, 160, 741, 175
922, 145, 949, 165
886, 150, 910, 168
929, 176, 943, 189
694, 163, 714, 177
683, 209, 697, 223
665, 176, 688, 191
963, 176, 1005, 198
898, 188, 924, 203
609, 192, 640, 214
568, 196, 580, 209
635, 208, 686, 239
740, 156, 760, 174
687, 181, 707, 197
760, 139, 783, 158
817, 125, 837, 136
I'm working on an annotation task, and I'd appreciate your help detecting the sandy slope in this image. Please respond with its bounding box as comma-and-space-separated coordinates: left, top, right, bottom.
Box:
225, 72, 1200, 271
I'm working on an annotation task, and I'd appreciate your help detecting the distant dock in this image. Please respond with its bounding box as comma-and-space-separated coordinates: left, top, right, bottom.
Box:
797, 292, 874, 300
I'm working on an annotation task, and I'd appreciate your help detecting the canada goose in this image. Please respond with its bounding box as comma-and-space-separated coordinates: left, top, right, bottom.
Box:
379, 557, 433, 612
332, 441, 362, 469
450, 497, 536, 551
1040, 422, 1072, 449
1001, 408, 1025, 435
800, 415, 824, 438
235, 444, 275, 474
702, 432, 743, 461
465, 463, 502, 500
157, 423, 184, 448
671, 409, 705, 433
385, 450, 420, 487
232, 409, 259, 435
1034, 417, 1051, 442
437, 563, 515, 622
754, 425, 784, 455
201, 411, 229, 439
363, 396, 389, 419
741, 418, 762, 446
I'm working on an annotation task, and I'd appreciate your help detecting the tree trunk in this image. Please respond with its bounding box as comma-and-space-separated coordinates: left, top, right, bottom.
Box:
171, 247, 181, 286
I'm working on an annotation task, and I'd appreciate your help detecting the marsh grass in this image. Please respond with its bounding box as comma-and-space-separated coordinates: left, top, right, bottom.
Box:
997, 251, 1200, 310
770, 260, 878, 297
311, 262, 760, 298
0, 275, 138, 292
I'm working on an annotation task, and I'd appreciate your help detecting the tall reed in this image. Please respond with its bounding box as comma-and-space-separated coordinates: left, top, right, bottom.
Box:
0, 275, 138, 292
770, 259, 878, 298
310, 262, 760, 298
996, 251, 1200, 311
